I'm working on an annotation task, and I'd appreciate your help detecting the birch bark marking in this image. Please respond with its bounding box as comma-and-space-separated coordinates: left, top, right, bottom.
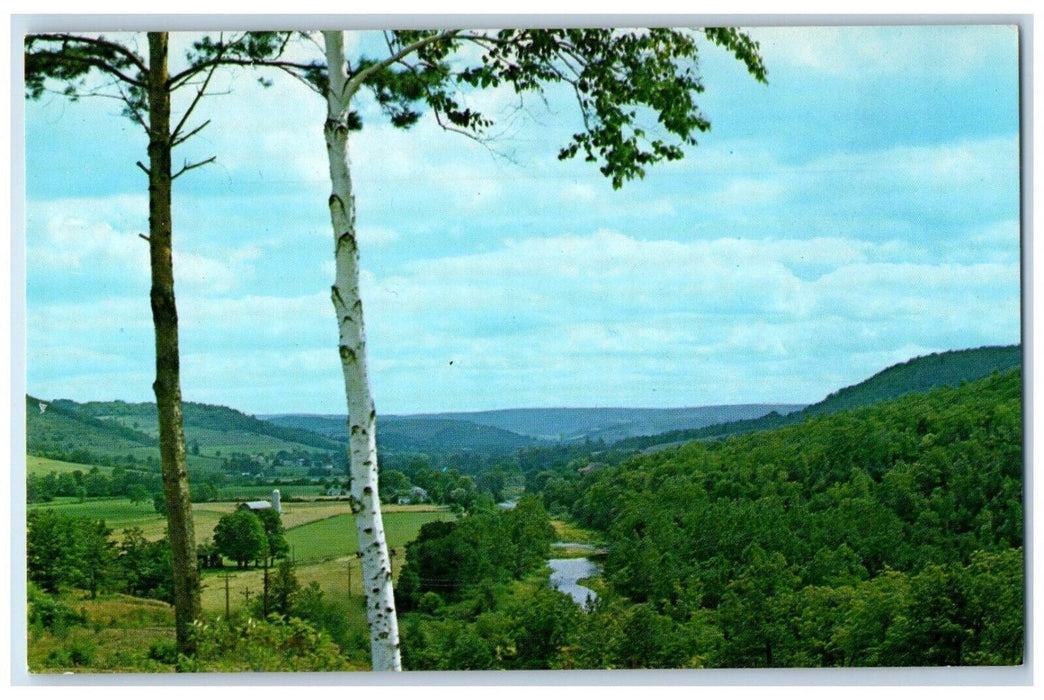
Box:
321, 30, 401, 672
146, 31, 201, 654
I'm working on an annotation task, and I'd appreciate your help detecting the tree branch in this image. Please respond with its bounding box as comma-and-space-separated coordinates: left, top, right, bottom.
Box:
116, 83, 149, 133
344, 30, 461, 97
169, 56, 321, 90
171, 156, 217, 180
31, 48, 145, 89
171, 119, 210, 148
30, 33, 148, 77
270, 63, 325, 95
171, 60, 220, 145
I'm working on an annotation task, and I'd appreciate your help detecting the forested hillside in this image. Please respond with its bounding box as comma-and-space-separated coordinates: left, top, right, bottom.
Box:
264, 414, 545, 453
566, 368, 1023, 667
618, 345, 1021, 449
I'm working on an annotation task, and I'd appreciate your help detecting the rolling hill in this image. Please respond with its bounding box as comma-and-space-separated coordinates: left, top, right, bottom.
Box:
28, 344, 1020, 462
26, 396, 344, 465
26, 395, 157, 456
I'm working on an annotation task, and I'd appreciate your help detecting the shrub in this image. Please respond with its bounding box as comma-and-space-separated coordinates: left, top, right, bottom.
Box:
27, 585, 86, 635
147, 638, 180, 665
177, 615, 355, 672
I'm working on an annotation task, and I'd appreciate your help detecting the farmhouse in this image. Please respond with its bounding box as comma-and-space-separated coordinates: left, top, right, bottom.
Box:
237, 488, 282, 514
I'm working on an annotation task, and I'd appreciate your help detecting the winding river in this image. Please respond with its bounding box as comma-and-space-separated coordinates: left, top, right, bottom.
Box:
548, 556, 599, 607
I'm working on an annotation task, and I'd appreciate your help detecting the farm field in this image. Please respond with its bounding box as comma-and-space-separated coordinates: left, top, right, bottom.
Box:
27, 497, 160, 534
28, 497, 451, 546
284, 509, 454, 563
197, 507, 453, 615
27, 498, 453, 672
26, 455, 115, 476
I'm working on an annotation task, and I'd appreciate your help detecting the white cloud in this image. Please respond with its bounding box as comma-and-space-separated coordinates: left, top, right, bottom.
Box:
751, 25, 1014, 81
347, 228, 1019, 409
27, 198, 150, 282
710, 178, 786, 208
23, 28, 1020, 414
27, 195, 270, 299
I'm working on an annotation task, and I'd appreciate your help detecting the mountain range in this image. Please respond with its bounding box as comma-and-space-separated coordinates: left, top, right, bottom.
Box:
27, 344, 1021, 460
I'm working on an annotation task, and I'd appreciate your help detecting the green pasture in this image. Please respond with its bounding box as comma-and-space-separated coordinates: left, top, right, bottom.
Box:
200, 508, 455, 616
285, 510, 455, 564
28, 497, 453, 554
186, 426, 329, 456
28, 497, 160, 533
26, 455, 113, 476
28, 499, 250, 543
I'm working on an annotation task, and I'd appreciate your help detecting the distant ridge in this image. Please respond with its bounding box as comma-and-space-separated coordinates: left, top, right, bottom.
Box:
616, 344, 1022, 450
414, 405, 805, 443
264, 404, 805, 450
29, 345, 1019, 460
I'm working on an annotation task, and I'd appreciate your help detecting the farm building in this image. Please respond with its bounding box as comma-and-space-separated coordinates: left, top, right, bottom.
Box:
237, 489, 282, 514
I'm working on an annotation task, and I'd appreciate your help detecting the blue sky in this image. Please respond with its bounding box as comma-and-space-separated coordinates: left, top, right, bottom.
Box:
22, 24, 1022, 415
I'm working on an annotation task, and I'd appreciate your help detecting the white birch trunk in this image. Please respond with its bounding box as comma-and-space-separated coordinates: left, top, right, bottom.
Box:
321, 30, 401, 672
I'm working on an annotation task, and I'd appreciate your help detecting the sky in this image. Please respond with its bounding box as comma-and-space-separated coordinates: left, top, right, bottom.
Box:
21, 24, 1023, 416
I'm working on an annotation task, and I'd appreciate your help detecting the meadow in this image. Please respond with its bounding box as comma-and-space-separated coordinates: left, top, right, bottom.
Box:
27, 455, 114, 476
200, 507, 453, 616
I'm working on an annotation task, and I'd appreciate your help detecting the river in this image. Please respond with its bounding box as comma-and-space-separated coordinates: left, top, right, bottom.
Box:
548, 556, 599, 607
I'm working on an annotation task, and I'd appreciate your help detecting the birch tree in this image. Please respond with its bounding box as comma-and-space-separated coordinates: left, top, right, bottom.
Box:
24, 31, 291, 655
266, 26, 765, 671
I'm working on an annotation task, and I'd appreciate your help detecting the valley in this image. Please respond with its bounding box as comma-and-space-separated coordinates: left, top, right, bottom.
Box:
23, 344, 1025, 671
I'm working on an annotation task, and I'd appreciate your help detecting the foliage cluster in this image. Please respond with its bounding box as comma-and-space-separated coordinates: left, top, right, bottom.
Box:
27, 512, 175, 602
563, 369, 1024, 667
177, 614, 355, 672
395, 496, 555, 609
397, 369, 1023, 670
212, 507, 288, 567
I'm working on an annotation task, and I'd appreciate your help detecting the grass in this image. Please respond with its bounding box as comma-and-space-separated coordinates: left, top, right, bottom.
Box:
200, 508, 455, 615
28, 496, 450, 545
218, 484, 325, 500
200, 558, 355, 615
285, 509, 454, 563
27, 592, 177, 673
550, 519, 603, 545
28, 498, 161, 533
26, 455, 113, 476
